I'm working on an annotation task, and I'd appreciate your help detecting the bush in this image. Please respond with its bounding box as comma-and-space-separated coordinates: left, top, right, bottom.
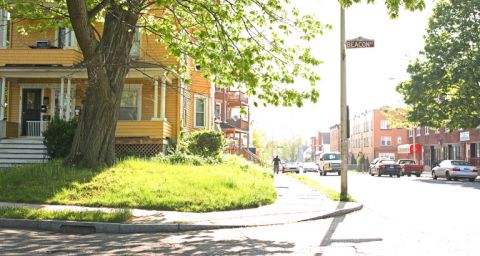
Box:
43, 118, 78, 158
155, 150, 221, 166
183, 130, 225, 158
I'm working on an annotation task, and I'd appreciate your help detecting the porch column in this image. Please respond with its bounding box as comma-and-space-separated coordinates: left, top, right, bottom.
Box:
152, 79, 159, 119
0, 77, 5, 120
66, 78, 71, 121
60, 77, 65, 120
160, 76, 166, 120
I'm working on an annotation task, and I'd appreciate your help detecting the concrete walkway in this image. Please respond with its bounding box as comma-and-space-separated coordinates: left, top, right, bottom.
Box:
0, 174, 362, 233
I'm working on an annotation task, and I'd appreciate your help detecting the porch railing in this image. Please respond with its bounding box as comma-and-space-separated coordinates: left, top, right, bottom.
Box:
27, 121, 49, 137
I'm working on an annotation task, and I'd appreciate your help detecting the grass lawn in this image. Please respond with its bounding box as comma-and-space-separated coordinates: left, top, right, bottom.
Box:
287, 173, 355, 202
0, 207, 131, 223
0, 157, 276, 212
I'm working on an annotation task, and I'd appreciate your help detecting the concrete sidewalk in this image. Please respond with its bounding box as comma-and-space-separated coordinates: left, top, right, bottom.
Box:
0, 174, 362, 233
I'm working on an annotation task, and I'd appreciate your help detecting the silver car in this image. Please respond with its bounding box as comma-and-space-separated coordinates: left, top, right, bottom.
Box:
432, 160, 478, 182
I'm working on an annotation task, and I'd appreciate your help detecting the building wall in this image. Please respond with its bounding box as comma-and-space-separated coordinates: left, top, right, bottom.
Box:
372, 108, 408, 160
349, 110, 374, 160
330, 124, 340, 152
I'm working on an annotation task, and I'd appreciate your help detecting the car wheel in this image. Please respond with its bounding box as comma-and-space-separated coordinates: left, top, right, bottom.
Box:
338, 171, 341, 176
469, 178, 475, 182
453, 178, 458, 181
432, 171, 437, 180
377, 171, 381, 177
397, 174, 401, 178
407, 173, 411, 177
445, 172, 452, 181
416, 173, 421, 177
389, 174, 392, 177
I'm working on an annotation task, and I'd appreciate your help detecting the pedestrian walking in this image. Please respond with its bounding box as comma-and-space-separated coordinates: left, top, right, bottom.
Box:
272, 155, 281, 174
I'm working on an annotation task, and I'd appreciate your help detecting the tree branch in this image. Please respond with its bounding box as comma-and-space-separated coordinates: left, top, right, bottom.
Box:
88, 0, 109, 19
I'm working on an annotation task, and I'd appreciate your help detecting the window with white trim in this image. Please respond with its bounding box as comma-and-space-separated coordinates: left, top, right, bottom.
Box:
194, 95, 206, 128
214, 103, 221, 120
435, 129, 440, 134
130, 27, 141, 59
57, 28, 77, 49
408, 128, 413, 137
380, 120, 391, 130
445, 127, 450, 133
381, 136, 392, 146
416, 127, 421, 136
119, 85, 141, 120
0, 10, 10, 48
397, 136, 402, 144
424, 127, 429, 135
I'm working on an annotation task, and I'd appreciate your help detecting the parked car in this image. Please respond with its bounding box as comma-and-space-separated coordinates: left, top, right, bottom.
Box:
369, 157, 390, 173
397, 159, 423, 177
300, 162, 319, 173
432, 160, 478, 181
369, 159, 401, 177
318, 152, 341, 176
283, 162, 300, 173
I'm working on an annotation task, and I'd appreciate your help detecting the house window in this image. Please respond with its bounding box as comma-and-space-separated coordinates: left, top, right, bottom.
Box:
381, 136, 392, 146
119, 85, 141, 120
425, 127, 429, 135
416, 127, 421, 136
0, 10, 10, 48
397, 136, 402, 145
380, 120, 391, 130
57, 28, 77, 49
408, 128, 413, 137
194, 95, 206, 128
445, 127, 450, 133
435, 129, 440, 134
215, 103, 221, 120
130, 27, 141, 59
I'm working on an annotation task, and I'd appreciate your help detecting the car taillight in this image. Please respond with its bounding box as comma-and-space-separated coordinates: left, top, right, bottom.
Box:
452, 167, 460, 172
379, 164, 384, 169
472, 169, 478, 172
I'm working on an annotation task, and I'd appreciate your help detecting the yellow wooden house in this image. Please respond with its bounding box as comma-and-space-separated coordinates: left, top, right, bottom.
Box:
0, 10, 215, 158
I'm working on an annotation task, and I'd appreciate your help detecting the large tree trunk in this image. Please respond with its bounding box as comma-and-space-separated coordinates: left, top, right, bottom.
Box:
65, 1, 140, 168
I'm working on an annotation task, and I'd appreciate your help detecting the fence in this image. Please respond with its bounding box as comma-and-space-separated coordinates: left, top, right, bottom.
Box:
26, 121, 49, 137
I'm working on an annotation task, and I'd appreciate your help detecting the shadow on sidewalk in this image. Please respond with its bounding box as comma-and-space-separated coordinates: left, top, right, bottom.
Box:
1, 229, 295, 255
320, 202, 382, 247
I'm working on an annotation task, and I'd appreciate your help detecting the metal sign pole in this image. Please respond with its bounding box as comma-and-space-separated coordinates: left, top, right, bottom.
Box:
340, 6, 348, 199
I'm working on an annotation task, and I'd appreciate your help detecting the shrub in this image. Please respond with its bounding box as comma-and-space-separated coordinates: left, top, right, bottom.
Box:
183, 130, 225, 158
43, 117, 78, 158
155, 150, 222, 166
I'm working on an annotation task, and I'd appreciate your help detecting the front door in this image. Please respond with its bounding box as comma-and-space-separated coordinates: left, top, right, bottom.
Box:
21, 89, 42, 136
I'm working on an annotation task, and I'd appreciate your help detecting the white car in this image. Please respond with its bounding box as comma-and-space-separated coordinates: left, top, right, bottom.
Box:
300, 162, 319, 173
432, 160, 478, 181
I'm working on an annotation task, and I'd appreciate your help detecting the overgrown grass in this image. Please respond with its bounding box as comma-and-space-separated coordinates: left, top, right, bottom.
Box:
0, 207, 132, 223
0, 156, 276, 212
287, 173, 355, 202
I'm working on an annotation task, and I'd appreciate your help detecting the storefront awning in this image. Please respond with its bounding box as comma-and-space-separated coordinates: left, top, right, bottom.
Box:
398, 144, 421, 154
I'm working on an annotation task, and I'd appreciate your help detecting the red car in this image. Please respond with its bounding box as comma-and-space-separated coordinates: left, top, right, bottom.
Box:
397, 159, 423, 177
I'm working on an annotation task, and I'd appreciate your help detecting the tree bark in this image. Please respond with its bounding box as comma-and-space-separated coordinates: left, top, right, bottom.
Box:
65, 1, 140, 168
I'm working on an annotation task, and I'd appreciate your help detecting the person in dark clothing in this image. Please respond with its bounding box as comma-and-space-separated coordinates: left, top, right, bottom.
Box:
272, 155, 281, 174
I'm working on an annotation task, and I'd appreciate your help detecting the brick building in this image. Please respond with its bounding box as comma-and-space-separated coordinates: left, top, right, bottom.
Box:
407, 127, 480, 169
349, 107, 408, 161
329, 124, 340, 152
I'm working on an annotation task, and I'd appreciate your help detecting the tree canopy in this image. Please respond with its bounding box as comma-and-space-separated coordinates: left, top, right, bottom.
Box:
397, 0, 480, 129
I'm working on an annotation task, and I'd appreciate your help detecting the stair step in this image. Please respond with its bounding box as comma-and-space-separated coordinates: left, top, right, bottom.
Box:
0, 138, 44, 144
0, 144, 46, 149
0, 153, 49, 159
0, 149, 48, 154
0, 163, 24, 169
0, 159, 47, 164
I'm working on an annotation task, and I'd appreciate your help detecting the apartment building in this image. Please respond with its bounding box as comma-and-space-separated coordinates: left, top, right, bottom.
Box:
214, 88, 251, 154
407, 127, 480, 168
349, 107, 408, 161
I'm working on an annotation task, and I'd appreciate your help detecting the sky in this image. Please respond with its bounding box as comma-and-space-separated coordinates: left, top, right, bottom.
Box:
251, 0, 434, 143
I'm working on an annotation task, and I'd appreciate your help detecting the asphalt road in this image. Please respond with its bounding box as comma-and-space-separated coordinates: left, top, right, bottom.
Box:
1, 172, 480, 255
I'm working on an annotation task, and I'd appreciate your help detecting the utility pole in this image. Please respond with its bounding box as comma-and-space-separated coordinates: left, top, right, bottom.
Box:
340, 6, 348, 200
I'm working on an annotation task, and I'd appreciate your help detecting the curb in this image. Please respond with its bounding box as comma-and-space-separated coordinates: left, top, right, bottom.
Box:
0, 203, 363, 234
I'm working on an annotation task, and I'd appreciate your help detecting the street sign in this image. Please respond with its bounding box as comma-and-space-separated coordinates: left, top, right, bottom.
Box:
346, 37, 374, 49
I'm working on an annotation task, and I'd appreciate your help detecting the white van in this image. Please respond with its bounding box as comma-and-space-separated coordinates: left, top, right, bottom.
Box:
318, 152, 341, 176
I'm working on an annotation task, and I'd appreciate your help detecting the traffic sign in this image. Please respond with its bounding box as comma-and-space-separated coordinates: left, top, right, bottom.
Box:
346, 37, 374, 49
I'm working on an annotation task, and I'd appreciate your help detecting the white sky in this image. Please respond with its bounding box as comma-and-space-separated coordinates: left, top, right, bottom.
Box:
251, 0, 434, 142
